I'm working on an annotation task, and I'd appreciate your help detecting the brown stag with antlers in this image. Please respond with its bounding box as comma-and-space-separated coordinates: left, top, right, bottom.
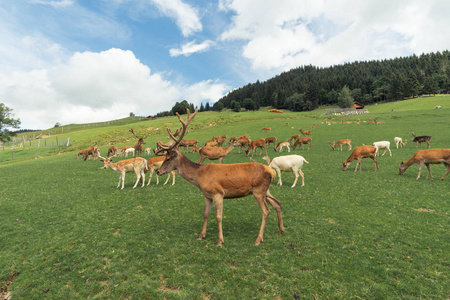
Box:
154, 109, 284, 246
129, 128, 148, 157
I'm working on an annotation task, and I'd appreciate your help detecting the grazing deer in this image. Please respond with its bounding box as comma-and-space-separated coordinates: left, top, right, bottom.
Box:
291, 137, 312, 151
129, 128, 148, 157
265, 137, 277, 147
329, 139, 352, 151
179, 139, 198, 153
204, 140, 218, 147
274, 141, 290, 152
261, 127, 271, 132
120, 145, 131, 156
107, 146, 119, 157
372, 141, 392, 156
288, 134, 300, 143
77, 149, 88, 159
343, 145, 378, 172
399, 149, 450, 180
145, 156, 176, 186
394, 137, 406, 149
197, 139, 236, 164
155, 109, 284, 246
83, 146, 99, 160
411, 132, 431, 148
262, 155, 308, 188
246, 138, 267, 157
299, 128, 311, 136
99, 155, 147, 189
235, 136, 252, 154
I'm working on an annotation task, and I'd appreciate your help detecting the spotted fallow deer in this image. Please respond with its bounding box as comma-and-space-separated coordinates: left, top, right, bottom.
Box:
154, 109, 284, 246
98, 155, 147, 189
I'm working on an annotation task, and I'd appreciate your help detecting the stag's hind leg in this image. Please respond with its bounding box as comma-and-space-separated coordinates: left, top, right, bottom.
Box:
266, 191, 284, 236
441, 163, 450, 180
253, 190, 271, 245
199, 196, 213, 241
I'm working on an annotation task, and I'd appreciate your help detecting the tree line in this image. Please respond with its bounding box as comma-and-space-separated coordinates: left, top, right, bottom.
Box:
216, 50, 450, 112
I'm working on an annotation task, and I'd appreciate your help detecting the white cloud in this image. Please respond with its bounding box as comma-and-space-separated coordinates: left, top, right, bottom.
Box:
151, 0, 202, 37
219, 0, 450, 76
0, 49, 230, 129
30, 0, 74, 8
169, 40, 215, 57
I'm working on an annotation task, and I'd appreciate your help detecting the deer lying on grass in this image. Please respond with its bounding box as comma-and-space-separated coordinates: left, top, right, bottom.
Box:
411, 132, 431, 148
372, 141, 392, 156
399, 149, 450, 180
262, 155, 309, 188
299, 128, 311, 136
145, 156, 175, 186
329, 139, 352, 151
394, 137, 406, 148
246, 138, 267, 157
292, 137, 312, 151
99, 155, 147, 189
197, 140, 236, 164
155, 109, 284, 246
274, 141, 290, 152
343, 145, 378, 172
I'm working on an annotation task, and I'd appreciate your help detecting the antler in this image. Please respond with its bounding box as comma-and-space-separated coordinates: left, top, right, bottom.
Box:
129, 128, 139, 139
155, 108, 198, 155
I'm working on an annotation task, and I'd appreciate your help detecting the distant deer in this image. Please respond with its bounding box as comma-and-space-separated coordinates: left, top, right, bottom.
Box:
329, 140, 352, 151
129, 128, 148, 157
411, 132, 431, 148
292, 137, 312, 151
299, 128, 311, 136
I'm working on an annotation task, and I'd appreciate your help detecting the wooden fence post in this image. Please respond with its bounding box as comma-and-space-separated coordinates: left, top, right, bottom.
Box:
12, 148, 15, 160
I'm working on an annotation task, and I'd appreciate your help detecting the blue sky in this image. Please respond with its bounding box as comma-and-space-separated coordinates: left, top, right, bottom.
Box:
1, 0, 450, 129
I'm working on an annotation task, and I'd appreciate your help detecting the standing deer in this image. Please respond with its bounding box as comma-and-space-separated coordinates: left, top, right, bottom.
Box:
129, 128, 148, 157
197, 140, 236, 164
299, 128, 311, 136
98, 155, 147, 189
291, 137, 312, 151
399, 149, 450, 180
155, 109, 284, 246
329, 139, 352, 151
246, 138, 267, 157
411, 132, 431, 148
343, 145, 378, 172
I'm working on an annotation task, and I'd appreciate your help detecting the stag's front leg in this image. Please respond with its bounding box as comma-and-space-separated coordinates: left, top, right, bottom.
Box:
441, 163, 450, 180
199, 197, 213, 241
213, 196, 225, 246
425, 163, 433, 179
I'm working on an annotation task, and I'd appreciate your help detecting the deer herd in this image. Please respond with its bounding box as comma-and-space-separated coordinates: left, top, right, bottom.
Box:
78, 110, 449, 245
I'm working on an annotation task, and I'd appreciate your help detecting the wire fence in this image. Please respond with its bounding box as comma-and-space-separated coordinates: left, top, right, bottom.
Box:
0, 135, 71, 163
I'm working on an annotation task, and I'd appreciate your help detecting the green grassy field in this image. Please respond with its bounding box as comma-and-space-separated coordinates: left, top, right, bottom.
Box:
0, 96, 449, 299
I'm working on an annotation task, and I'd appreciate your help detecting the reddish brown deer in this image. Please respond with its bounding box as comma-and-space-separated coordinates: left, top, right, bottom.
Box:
235, 136, 252, 154
411, 132, 431, 148
343, 145, 378, 172
399, 149, 450, 180
107, 146, 119, 157
197, 140, 236, 164
292, 137, 312, 151
261, 127, 271, 132
288, 134, 300, 142
246, 138, 267, 157
179, 139, 198, 153
299, 128, 311, 136
329, 139, 352, 151
155, 109, 284, 246
129, 128, 148, 157
265, 137, 277, 147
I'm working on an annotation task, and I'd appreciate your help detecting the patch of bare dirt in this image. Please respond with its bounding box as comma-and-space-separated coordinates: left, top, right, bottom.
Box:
0, 274, 17, 300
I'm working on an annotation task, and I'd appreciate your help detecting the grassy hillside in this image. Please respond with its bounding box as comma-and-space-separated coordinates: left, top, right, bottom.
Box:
0, 96, 449, 299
